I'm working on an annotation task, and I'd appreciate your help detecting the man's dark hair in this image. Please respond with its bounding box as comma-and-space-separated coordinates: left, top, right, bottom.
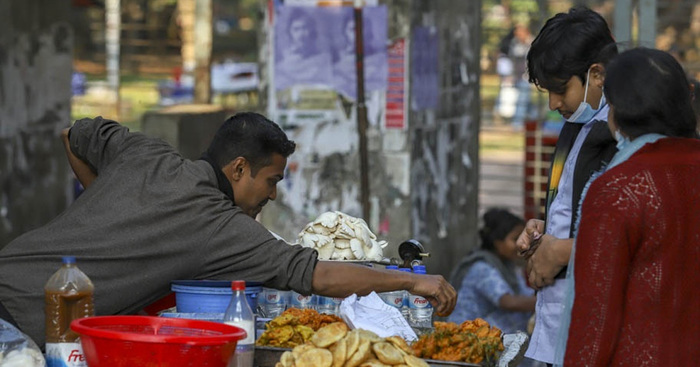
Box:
604, 47, 697, 139
206, 112, 296, 176
479, 208, 524, 252
527, 7, 617, 94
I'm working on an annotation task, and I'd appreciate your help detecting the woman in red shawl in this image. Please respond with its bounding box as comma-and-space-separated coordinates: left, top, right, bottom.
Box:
563, 48, 700, 366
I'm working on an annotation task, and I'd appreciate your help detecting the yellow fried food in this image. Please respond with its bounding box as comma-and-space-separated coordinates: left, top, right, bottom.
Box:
411, 319, 503, 364
329, 338, 347, 367
403, 355, 430, 367
345, 338, 372, 367
295, 348, 333, 367
257, 308, 347, 348
311, 322, 348, 348
385, 335, 412, 355
372, 342, 405, 365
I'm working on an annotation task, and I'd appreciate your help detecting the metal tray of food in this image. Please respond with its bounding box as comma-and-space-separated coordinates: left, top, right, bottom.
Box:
254, 346, 482, 367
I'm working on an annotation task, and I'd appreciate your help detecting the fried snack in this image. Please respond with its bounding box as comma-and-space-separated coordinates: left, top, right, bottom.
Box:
311, 322, 349, 348
295, 347, 333, 367
372, 342, 405, 365
275, 324, 432, 367
279, 351, 295, 367
360, 358, 391, 367
257, 308, 347, 348
345, 338, 372, 367
411, 318, 504, 365
291, 343, 316, 360
329, 338, 347, 367
345, 329, 361, 357
403, 355, 430, 367
385, 335, 412, 355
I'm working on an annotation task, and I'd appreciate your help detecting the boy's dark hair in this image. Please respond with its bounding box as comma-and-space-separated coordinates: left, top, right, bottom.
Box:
479, 208, 524, 252
527, 7, 617, 94
604, 47, 697, 139
206, 112, 296, 176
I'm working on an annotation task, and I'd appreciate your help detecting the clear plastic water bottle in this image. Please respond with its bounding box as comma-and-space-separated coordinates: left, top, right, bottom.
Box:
224, 281, 255, 367
289, 291, 315, 310
316, 296, 343, 315
379, 266, 405, 312
397, 267, 412, 320
408, 265, 433, 329
260, 288, 287, 318
45, 256, 94, 367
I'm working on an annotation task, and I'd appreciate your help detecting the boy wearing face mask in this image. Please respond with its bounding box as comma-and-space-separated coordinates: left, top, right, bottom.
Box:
513, 7, 618, 366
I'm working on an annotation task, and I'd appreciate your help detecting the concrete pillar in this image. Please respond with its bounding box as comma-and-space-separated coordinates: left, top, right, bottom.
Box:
0, 0, 74, 247
140, 104, 226, 160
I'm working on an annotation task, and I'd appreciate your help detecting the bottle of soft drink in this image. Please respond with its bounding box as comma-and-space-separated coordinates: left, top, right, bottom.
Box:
45, 256, 94, 367
224, 281, 255, 367
379, 266, 405, 313
397, 267, 412, 320
259, 288, 287, 318
288, 291, 315, 310
315, 296, 343, 316
408, 265, 433, 329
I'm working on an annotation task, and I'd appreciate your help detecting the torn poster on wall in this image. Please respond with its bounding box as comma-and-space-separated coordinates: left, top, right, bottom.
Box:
272, 4, 388, 127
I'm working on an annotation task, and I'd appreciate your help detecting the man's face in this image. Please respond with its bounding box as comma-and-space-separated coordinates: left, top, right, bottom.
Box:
289, 19, 312, 45
231, 153, 287, 218
546, 72, 604, 120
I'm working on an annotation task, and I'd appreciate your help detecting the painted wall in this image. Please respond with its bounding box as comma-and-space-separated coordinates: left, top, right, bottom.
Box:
259, 0, 480, 279
0, 1, 74, 247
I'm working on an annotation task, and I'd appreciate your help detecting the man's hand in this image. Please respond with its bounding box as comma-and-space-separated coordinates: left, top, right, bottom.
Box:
525, 235, 573, 290
516, 219, 545, 254
408, 274, 457, 317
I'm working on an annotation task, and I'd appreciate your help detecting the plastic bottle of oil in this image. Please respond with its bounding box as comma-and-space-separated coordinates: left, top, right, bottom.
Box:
45, 256, 94, 367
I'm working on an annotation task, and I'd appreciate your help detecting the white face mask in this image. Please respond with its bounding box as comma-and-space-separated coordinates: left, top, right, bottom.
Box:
614, 130, 631, 150
567, 67, 606, 123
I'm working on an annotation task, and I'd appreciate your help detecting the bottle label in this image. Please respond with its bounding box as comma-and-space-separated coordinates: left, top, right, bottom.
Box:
45, 342, 88, 367
289, 292, 314, 308
225, 319, 255, 345
317, 296, 343, 306
262, 289, 286, 305
408, 294, 433, 309
380, 292, 404, 309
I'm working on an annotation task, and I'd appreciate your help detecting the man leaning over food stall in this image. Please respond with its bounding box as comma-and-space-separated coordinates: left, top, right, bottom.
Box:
0, 112, 456, 348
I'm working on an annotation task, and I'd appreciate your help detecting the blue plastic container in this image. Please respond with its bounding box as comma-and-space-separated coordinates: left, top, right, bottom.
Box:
171, 280, 262, 314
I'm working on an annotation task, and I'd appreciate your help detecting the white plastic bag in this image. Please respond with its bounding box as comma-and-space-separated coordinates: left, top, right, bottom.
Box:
0, 319, 45, 367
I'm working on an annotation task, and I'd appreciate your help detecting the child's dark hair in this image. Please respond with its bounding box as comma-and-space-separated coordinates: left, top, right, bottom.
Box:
527, 7, 617, 94
604, 47, 697, 139
479, 208, 525, 252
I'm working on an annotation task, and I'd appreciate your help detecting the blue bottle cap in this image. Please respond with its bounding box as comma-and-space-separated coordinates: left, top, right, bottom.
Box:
62, 256, 76, 264
413, 265, 427, 274
386, 265, 399, 270
398, 267, 412, 273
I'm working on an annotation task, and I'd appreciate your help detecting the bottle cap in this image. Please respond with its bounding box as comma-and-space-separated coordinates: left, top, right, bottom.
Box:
231, 280, 246, 291
398, 267, 412, 273
386, 265, 399, 270
62, 256, 76, 264
413, 265, 427, 274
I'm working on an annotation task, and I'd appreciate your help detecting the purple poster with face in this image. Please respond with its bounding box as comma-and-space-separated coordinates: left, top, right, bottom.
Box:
328, 6, 388, 99
275, 6, 334, 90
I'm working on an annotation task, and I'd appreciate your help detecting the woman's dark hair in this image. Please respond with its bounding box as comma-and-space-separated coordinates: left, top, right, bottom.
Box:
527, 7, 617, 94
479, 208, 525, 252
604, 47, 697, 139
206, 112, 296, 176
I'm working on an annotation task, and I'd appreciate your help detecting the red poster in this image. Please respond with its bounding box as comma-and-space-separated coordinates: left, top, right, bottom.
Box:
385, 39, 406, 129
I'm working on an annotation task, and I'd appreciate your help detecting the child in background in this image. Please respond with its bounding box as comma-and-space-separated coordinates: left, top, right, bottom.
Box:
448, 208, 535, 334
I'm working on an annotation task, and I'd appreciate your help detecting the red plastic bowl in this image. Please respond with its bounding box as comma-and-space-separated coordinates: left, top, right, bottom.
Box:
70, 316, 245, 367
